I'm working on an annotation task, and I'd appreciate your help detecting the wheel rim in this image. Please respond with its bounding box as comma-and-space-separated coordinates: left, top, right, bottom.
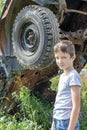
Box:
20, 23, 40, 56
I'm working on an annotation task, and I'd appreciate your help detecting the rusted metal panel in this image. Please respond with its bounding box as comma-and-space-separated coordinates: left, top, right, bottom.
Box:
0, 20, 6, 54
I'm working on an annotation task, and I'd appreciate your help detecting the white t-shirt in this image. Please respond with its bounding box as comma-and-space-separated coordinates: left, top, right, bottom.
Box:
53, 69, 81, 120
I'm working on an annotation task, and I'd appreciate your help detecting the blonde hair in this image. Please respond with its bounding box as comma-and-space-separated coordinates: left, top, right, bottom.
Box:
54, 40, 75, 57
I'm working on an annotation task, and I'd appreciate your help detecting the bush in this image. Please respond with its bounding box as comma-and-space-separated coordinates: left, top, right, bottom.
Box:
0, 0, 6, 15
0, 86, 52, 130
79, 76, 87, 130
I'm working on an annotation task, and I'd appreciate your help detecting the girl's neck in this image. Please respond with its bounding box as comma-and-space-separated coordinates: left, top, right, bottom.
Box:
64, 66, 74, 73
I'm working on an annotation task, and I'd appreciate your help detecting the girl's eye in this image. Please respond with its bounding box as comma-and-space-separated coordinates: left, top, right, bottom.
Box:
55, 57, 59, 60
62, 56, 66, 59
56, 57, 66, 60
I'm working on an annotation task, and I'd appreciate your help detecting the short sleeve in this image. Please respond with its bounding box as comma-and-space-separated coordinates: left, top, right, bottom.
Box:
69, 73, 81, 87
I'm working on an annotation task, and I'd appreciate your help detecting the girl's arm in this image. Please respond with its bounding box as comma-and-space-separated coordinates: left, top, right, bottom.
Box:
51, 120, 54, 130
68, 85, 81, 130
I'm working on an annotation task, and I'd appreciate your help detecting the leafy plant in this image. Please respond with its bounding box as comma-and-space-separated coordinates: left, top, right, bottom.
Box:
84, 64, 87, 69
0, 86, 52, 130
79, 78, 87, 130
0, 0, 6, 15
50, 75, 59, 91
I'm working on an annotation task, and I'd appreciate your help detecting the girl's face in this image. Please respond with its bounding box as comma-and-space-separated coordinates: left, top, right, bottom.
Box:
54, 51, 75, 73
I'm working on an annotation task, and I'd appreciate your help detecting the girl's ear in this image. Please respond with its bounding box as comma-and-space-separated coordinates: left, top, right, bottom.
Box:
74, 54, 76, 61
72, 54, 76, 61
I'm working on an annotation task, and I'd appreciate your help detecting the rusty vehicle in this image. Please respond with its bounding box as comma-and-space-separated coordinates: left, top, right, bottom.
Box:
0, 0, 87, 104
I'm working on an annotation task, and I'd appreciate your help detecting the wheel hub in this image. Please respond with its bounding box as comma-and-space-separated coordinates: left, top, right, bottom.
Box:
21, 23, 40, 56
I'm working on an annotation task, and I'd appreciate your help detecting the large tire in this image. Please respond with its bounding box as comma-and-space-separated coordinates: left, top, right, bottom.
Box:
12, 5, 60, 70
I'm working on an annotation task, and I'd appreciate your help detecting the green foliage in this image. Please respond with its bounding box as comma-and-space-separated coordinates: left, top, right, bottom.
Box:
84, 64, 87, 69
50, 75, 59, 91
79, 79, 87, 130
0, 86, 52, 130
0, 0, 6, 15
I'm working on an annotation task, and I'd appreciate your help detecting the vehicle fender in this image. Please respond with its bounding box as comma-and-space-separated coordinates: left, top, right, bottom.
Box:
32, 0, 58, 5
